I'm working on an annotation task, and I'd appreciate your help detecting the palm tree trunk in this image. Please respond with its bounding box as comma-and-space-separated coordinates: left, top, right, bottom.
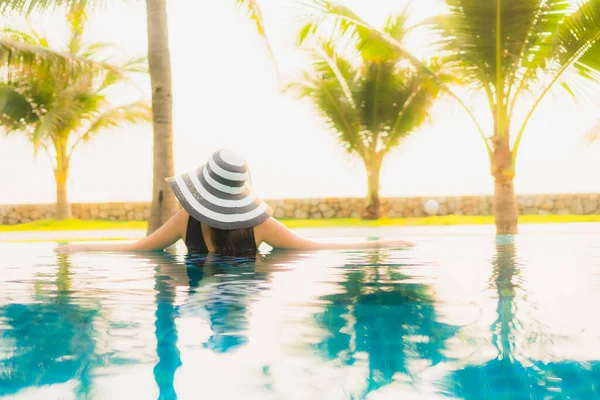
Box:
491, 132, 518, 234
146, 0, 178, 235
54, 141, 72, 220
55, 173, 72, 220
494, 176, 518, 234
362, 157, 383, 220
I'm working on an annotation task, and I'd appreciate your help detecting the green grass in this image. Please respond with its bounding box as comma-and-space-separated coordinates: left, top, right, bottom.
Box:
2, 214, 600, 233
0, 219, 147, 232
284, 214, 600, 228
5, 237, 140, 243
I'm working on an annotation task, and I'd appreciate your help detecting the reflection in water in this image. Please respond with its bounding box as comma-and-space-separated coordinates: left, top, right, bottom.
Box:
141, 252, 274, 399
184, 254, 267, 353
152, 252, 182, 400
447, 237, 600, 399
1, 255, 98, 398
313, 250, 458, 398
2, 231, 600, 399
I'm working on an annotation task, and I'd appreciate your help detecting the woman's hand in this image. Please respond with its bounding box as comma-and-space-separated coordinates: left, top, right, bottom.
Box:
375, 239, 415, 248
257, 218, 415, 250
55, 244, 88, 254
52, 210, 188, 255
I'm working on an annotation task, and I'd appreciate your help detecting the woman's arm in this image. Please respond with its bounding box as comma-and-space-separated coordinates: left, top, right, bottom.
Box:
255, 218, 413, 250
55, 210, 189, 254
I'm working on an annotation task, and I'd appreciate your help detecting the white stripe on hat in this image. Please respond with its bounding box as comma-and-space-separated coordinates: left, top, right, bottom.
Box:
174, 175, 268, 222
208, 158, 248, 181
220, 149, 246, 166
187, 169, 255, 207
202, 167, 245, 195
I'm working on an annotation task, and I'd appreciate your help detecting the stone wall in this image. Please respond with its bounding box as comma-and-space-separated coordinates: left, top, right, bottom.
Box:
0, 202, 151, 225
1, 194, 599, 225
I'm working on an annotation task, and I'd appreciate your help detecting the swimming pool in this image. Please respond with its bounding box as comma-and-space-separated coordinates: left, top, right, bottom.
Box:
1, 224, 600, 399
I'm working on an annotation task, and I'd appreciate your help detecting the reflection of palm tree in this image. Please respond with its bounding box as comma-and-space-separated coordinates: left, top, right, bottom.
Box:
448, 240, 600, 398
448, 240, 531, 398
152, 252, 182, 400
314, 250, 458, 397
0, 255, 98, 398
490, 242, 519, 363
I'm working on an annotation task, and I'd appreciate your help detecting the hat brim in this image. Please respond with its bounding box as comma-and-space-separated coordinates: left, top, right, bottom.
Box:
166, 166, 272, 230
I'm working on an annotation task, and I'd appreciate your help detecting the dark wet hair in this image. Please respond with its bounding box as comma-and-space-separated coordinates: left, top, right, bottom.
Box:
210, 227, 256, 257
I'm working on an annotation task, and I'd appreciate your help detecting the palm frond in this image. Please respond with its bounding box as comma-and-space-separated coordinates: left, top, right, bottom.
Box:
584, 118, 600, 142
31, 105, 62, 154
574, 39, 600, 85
297, 21, 318, 46
517, 1, 573, 73
0, 85, 35, 132
0, 38, 76, 70
300, 0, 492, 156
0, 0, 106, 14
79, 41, 120, 58
95, 56, 146, 92
383, 9, 410, 44
0, 5, 149, 176
121, 56, 148, 74
305, 0, 404, 62
2, 28, 42, 45
291, 41, 364, 155
235, 0, 279, 80
81, 100, 151, 140
0, 29, 116, 78
428, 2, 495, 96
67, 4, 87, 55
69, 100, 150, 158
301, 0, 455, 94
313, 41, 357, 106
292, 24, 443, 161
235, 0, 266, 37
429, 0, 575, 103
556, 0, 600, 83
512, 0, 600, 162
385, 73, 440, 150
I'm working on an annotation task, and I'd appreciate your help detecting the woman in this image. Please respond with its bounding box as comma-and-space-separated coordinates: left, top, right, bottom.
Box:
56, 150, 412, 255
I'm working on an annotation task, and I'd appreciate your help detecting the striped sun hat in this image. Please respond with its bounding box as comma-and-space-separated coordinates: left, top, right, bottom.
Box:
166, 149, 272, 230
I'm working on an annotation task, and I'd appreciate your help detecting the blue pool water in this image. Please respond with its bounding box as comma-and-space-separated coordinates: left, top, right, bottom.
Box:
1, 224, 600, 399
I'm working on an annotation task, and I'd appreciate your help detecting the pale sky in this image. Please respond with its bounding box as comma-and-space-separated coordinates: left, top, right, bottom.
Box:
0, 0, 599, 204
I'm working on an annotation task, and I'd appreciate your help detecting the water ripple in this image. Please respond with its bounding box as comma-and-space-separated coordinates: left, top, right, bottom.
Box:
1, 226, 600, 399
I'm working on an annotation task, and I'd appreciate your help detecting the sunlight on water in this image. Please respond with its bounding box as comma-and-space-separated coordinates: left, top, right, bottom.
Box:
1, 225, 600, 399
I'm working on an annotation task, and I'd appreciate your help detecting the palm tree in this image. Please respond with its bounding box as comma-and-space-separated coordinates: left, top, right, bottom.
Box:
290, 15, 448, 219
144, 0, 178, 234
0, 0, 274, 233
0, 7, 151, 219
304, 0, 600, 234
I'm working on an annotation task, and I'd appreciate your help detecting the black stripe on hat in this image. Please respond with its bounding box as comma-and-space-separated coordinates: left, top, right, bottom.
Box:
166, 177, 273, 230
206, 162, 245, 188
196, 167, 250, 200
188, 204, 272, 231
213, 150, 248, 174
181, 174, 260, 214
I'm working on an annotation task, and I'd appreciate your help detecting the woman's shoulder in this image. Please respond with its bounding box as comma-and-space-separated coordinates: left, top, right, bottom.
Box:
255, 217, 279, 232
254, 217, 291, 242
